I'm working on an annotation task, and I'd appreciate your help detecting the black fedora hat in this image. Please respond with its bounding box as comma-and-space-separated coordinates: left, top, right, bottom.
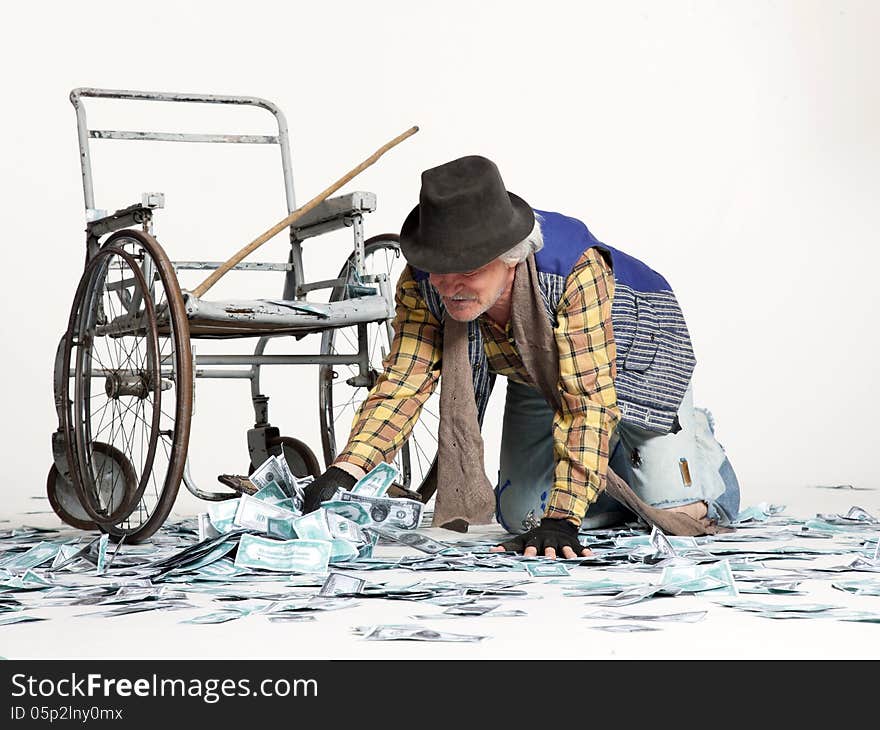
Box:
399, 155, 535, 274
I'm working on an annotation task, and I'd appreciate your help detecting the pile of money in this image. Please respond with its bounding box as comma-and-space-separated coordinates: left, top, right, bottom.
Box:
3, 486, 880, 638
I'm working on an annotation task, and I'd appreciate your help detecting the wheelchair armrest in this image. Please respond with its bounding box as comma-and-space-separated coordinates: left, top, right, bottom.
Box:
291, 191, 377, 240
86, 203, 153, 239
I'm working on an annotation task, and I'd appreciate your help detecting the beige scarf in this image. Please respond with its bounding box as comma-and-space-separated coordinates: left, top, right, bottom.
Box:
432, 253, 723, 537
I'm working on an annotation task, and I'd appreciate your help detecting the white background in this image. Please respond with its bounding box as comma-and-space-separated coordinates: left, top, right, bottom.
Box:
1, 0, 878, 519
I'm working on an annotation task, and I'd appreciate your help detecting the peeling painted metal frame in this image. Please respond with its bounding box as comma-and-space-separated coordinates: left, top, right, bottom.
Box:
66, 88, 395, 500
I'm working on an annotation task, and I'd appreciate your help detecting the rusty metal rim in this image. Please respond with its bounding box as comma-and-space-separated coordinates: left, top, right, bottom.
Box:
58, 271, 93, 524
60, 230, 193, 543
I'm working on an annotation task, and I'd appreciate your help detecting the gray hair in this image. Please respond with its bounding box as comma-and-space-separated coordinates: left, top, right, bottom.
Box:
498, 214, 544, 266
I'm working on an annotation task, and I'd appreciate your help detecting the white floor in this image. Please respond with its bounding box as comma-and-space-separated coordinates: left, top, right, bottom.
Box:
2, 482, 879, 660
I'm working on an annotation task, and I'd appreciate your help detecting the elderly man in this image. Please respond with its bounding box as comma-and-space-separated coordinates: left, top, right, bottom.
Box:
303, 155, 740, 557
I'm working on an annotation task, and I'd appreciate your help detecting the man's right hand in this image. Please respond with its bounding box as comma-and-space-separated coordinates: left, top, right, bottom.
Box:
302, 466, 357, 514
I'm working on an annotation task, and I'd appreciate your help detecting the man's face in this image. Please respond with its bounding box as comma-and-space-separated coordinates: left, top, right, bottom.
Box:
429, 258, 514, 322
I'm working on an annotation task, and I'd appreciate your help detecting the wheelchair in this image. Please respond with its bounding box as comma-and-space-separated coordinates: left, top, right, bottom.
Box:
48, 88, 438, 542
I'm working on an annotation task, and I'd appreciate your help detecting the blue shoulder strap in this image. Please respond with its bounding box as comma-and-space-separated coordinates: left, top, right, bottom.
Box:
534, 209, 672, 293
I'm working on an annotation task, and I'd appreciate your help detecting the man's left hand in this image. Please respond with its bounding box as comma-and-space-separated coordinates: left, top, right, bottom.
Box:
489, 517, 592, 558
301, 466, 357, 514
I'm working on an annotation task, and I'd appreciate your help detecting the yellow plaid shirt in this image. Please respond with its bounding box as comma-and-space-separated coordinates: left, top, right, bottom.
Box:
337, 248, 620, 526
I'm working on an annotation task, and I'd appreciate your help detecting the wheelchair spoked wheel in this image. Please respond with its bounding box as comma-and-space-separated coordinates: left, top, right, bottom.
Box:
61, 229, 192, 543
318, 234, 439, 496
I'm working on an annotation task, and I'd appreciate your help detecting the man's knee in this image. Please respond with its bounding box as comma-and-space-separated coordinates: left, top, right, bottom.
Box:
495, 476, 548, 534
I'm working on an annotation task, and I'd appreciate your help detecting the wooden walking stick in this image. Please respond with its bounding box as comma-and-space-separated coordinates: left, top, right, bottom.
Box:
191, 125, 419, 299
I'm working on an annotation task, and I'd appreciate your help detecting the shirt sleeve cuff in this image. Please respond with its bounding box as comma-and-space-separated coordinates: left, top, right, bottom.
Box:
335, 443, 385, 474
331, 461, 367, 480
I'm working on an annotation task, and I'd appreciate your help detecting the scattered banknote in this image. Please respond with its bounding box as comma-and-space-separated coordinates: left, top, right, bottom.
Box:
150, 530, 245, 573
322, 501, 372, 527
234, 494, 300, 533
249, 456, 287, 494
549, 578, 624, 588
808, 484, 874, 490
330, 539, 359, 562
832, 579, 880, 596
95, 534, 109, 575
650, 526, 680, 555
820, 610, 880, 624
734, 503, 786, 524
1, 542, 61, 571
706, 543, 842, 558
253, 481, 290, 506
289, 511, 332, 541
258, 597, 360, 615
275, 454, 300, 499
737, 581, 804, 594
83, 599, 194, 618
367, 525, 454, 555
564, 586, 640, 597
714, 600, 839, 614
595, 584, 669, 607
298, 597, 360, 612
1, 570, 52, 590
0, 615, 48, 626
614, 533, 698, 550
351, 462, 399, 498
623, 526, 687, 564
818, 557, 880, 573
409, 611, 503, 621
442, 602, 500, 616
356, 624, 488, 642
326, 513, 365, 544
660, 560, 738, 597
187, 559, 246, 581
98, 586, 186, 605
816, 506, 878, 525
584, 609, 707, 623
319, 572, 365, 597
339, 492, 423, 530
234, 535, 331, 574
723, 604, 880, 623
800, 519, 859, 535
157, 540, 238, 578
423, 595, 476, 607
266, 517, 297, 541
51, 543, 89, 571
197, 513, 220, 542
526, 562, 571, 577
208, 499, 240, 533
183, 609, 250, 624
592, 624, 662, 632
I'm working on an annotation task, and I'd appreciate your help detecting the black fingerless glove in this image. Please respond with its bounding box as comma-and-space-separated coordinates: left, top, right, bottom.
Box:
499, 517, 587, 555
302, 466, 357, 514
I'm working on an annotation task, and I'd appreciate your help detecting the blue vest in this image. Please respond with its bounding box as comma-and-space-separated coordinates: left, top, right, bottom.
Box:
413, 210, 697, 433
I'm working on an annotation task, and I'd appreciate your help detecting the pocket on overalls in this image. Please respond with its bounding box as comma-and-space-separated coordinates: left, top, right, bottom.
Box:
623, 294, 659, 373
